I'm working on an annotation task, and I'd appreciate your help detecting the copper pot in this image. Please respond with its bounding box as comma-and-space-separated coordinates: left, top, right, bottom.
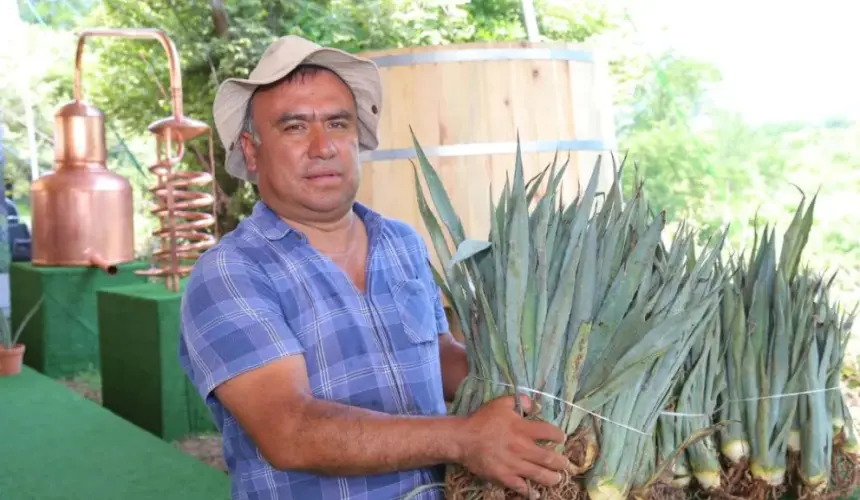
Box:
30, 100, 134, 274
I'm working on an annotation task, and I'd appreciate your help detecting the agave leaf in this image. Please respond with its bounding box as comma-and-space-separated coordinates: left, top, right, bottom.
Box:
410, 128, 467, 246
643, 421, 730, 491
527, 180, 556, 386
494, 176, 509, 344
779, 190, 818, 280
448, 239, 492, 271
522, 271, 539, 386
561, 321, 592, 433
412, 163, 453, 272
525, 156, 555, 205
428, 264, 454, 315
547, 202, 577, 297
533, 162, 602, 392
490, 184, 511, 381
580, 211, 667, 389
504, 139, 531, 390
475, 278, 516, 390
559, 219, 598, 416
778, 194, 807, 275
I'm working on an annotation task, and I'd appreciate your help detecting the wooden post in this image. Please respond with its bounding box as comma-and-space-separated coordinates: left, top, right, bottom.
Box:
521, 0, 541, 41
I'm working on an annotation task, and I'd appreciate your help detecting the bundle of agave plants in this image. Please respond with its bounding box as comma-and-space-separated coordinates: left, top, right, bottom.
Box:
408, 131, 860, 500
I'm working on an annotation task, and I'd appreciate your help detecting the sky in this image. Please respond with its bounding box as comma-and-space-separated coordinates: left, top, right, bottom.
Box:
619, 0, 860, 124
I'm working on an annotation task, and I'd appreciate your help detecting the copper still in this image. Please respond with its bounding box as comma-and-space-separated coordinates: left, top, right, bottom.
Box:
32, 28, 217, 290
30, 71, 134, 275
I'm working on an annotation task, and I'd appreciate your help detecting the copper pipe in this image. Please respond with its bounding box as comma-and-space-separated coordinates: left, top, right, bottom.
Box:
84, 248, 119, 275
74, 28, 183, 119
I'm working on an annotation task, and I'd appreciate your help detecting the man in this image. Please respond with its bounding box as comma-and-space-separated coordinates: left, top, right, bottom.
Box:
179, 35, 572, 500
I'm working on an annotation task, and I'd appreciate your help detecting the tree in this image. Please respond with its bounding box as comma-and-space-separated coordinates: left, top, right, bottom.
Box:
18, 0, 99, 28
612, 50, 797, 246
0, 24, 76, 200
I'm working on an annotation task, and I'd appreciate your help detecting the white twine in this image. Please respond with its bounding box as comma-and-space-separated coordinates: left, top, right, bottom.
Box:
659, 387, 842, 418
469, 376, 843, 436
473, 377, 651, 436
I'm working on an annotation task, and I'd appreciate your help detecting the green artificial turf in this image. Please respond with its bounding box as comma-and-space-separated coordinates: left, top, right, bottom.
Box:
98, 281, 216, 441
10, 261, 149, 377
0, 367, 229, 500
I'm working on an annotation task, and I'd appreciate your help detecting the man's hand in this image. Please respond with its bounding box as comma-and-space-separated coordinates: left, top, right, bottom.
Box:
457, 395, 572, 498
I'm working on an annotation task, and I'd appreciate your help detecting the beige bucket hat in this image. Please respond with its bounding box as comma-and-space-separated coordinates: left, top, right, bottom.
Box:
212, 35, 383, 183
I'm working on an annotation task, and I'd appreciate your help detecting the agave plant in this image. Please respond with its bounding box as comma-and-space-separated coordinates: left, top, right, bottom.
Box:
404, 125, 860, 500
712, 193, 856, 500
410, 129, 727, 499
0, 296, 44, 350
649, 253, 729, 494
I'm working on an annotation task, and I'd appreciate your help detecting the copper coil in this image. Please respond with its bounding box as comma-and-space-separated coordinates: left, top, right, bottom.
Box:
136, 129, 218, 292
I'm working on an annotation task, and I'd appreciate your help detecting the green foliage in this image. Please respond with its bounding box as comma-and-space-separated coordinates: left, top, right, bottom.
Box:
18, 0, 99, 28
617, 51, 723, 135
0, 25, 75, 200
0, 295, 43, 349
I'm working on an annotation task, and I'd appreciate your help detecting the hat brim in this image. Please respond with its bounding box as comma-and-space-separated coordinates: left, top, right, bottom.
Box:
213, 47, 383, 184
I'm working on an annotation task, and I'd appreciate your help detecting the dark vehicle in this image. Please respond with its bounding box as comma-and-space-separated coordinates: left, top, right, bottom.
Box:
6, 197, 32, 262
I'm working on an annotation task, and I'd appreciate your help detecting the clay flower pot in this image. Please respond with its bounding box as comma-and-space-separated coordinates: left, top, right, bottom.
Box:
0, 344, 26, 376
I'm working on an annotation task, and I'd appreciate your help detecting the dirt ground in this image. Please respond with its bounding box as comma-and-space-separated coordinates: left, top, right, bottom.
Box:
58, 371, 227, 473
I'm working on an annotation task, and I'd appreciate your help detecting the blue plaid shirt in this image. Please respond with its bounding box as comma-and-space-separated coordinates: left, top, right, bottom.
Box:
179, 200, 451, 500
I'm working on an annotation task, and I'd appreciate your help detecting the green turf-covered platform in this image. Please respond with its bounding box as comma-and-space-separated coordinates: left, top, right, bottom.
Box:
0, 366, 229, 499
97, 281, 216, 441
10, 261, 149, 378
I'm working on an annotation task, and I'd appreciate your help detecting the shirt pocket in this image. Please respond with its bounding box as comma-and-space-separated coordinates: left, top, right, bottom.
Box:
390, 278, 438, 346
387, 277, 447, 416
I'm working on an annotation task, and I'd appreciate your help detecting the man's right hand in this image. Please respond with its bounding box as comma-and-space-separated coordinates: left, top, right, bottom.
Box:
457, 394, 573, 498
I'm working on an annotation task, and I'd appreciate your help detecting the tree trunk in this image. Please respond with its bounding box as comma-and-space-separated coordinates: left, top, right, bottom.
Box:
211, 0, 229, 37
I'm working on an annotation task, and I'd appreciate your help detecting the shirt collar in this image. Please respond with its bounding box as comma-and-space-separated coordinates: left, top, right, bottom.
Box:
251, 199, 384, 241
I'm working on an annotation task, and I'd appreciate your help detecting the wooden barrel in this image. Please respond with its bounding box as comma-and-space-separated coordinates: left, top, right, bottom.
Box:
356, 41, 617, 275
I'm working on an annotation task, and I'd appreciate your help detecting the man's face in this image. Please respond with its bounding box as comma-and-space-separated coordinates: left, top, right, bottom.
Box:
240, 69, 361, 221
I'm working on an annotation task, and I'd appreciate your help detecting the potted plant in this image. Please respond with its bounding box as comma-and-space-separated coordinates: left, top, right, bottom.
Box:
0, 296, 44, 376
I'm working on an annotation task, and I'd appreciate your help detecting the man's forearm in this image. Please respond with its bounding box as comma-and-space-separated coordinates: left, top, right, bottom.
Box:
268, 397, 467, 476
